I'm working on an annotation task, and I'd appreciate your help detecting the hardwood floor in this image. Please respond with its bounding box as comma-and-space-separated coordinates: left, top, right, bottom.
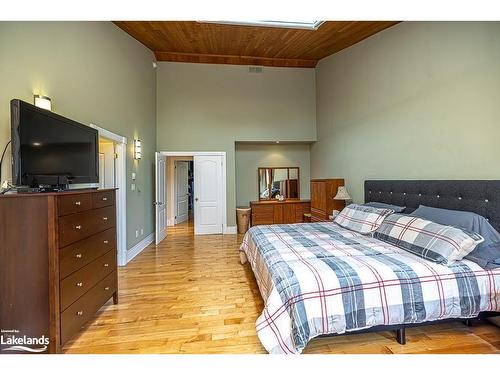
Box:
63, 219, 500, 354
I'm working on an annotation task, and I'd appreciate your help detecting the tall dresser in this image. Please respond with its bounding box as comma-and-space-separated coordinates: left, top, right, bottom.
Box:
0, 189, 118, 353
310, 179, 345, 221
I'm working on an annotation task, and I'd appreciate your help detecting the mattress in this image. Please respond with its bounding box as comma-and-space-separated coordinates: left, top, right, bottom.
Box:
240, 222, 500, 354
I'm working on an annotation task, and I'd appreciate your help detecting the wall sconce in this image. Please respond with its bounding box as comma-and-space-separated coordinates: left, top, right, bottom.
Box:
34, 95, 52, 111
134, 139, 142, 160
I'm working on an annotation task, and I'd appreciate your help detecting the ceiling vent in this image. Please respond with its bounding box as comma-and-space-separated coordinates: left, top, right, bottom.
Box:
248, 66, 263, 73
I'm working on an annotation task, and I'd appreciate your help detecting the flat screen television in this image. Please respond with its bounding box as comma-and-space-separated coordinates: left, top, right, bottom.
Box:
10, 99, 99, 189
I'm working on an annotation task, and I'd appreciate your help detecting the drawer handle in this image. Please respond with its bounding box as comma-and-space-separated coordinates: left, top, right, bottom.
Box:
104, 263, 109, 267
103, 240, 109, 244
75, 201, 81, 206
76, 282, 84, 287
76, 310, 84, 316
104, 286, 110, 291
103, 217, 108, 221
102, 197, 108, 201
75, 253, 83, 259
75, 225, 82, 230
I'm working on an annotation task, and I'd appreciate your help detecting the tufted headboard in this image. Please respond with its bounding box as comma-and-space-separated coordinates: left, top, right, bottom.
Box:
364, 180, 500, 233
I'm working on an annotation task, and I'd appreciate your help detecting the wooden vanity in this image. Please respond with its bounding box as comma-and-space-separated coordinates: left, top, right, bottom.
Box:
250, 199, 311, 226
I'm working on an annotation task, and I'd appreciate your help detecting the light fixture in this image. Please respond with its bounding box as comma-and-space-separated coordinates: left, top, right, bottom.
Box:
34, 95, 52, 111
200, 21, 325, 30
134, 139, 142, 160
334, 186, 352, 202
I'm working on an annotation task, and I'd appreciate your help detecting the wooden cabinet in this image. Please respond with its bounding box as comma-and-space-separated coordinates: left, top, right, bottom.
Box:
310, 179, 345, 222
0, 189, 118, 353
250, 200, 311, 226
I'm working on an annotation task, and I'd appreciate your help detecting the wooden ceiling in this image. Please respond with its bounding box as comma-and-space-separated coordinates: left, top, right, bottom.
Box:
114, 21, 399, 68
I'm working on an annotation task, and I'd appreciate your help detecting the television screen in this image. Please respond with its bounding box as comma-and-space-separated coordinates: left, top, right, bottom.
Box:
11, 99, 98, 187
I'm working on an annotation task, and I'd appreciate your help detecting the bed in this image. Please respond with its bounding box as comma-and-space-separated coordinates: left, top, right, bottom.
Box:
240, 180, 500, 354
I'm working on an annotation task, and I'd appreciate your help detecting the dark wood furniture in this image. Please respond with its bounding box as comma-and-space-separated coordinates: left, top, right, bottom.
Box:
310, 179, 345, 222
0, 189, 118, 353
250, 199, 310, 226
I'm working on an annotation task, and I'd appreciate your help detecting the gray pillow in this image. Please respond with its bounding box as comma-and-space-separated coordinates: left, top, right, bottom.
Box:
411, 205, 500, 269
364, 201, 406, 213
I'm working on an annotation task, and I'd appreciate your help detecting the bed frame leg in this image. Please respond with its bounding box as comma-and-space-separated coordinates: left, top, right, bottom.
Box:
396, 328, 406, 345
463, 319, 473, 327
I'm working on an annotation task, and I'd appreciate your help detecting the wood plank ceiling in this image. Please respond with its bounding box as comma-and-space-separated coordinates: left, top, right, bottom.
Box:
114, 21, 399, 68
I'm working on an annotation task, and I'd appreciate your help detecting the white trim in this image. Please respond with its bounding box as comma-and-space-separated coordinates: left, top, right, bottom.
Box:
223, 226, 237, 235
90, 123, 127, 144
201, 21, 325, 30
126, 233, 154, 263
158, 151, 228, 235
158, 151, 225, 157
90, 123, 128, 266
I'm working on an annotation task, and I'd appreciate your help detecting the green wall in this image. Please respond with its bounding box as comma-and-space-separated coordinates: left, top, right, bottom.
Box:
235, 143, 311, 207
156, 62, 316, 226
311, 22, 500, 203
0, 22, 157, 248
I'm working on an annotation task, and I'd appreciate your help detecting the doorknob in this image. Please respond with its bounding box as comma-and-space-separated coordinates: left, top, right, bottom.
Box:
195, 198, 199, 202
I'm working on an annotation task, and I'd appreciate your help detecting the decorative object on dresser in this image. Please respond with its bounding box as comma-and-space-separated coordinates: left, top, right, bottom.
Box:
0, 189, 118, 354
310, 178, 345, 222
250, 199, 310, 226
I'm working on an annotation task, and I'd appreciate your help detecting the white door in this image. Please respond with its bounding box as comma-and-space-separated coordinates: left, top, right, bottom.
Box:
194, 155, 223, 235
155, 152, 167, 245
175, 161, 189, 224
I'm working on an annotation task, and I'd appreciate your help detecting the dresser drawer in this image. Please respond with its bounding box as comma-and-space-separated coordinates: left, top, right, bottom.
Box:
294, 203, 310, 223
60, 271, 117, 345
58, 193, 92, 216
58, 206, 116, 248
251, 205, 274, 226
311, 207, 327, 221
59, 228, 116, 279
60, 250, 116, 311
92, 190, 115, 209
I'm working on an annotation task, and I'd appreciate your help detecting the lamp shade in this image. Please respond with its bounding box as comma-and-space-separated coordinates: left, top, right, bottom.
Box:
334, 186, 351, 200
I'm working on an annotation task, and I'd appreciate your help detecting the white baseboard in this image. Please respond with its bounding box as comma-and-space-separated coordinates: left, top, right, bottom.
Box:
223, 226, 237, 234
126, 233, 154, 264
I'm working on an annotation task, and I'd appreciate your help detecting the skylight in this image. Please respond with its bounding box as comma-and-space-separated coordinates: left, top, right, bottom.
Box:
201, 21, 325, 30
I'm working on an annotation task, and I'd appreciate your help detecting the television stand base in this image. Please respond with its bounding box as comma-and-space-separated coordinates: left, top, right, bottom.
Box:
17, 186, 66, 193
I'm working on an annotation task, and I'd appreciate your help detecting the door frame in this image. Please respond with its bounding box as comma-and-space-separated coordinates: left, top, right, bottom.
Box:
155, 152, 168, 245
158, 151, 228, 234
90, 123, 128, 266
174, 160, 189, 225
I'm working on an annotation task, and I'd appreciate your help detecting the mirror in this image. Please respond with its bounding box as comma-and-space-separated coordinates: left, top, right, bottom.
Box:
258, 167, 300, 200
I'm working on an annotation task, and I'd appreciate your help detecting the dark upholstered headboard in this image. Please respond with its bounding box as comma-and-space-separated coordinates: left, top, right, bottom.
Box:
364, 180, 500, 232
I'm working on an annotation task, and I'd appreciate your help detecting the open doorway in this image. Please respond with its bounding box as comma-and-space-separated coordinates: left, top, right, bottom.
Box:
98, 138, 116, 189
155, 151, 228, 245
90, 124, 127, 266
167, 157, 194, 230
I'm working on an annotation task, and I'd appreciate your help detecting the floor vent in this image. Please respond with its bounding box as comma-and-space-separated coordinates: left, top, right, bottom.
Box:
248, 66, 263, 73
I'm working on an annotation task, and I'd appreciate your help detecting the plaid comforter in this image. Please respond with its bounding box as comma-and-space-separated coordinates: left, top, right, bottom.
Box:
240, 222, 500, 354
